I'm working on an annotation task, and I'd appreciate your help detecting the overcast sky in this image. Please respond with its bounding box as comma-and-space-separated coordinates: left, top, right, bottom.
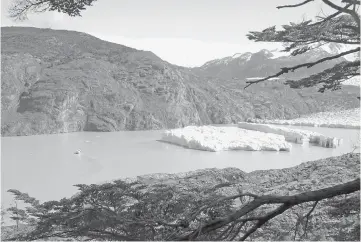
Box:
1, 0, 335, 67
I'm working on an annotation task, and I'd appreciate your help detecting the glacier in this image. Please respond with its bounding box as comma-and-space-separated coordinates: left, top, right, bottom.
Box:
238, 122, 342, 148
161, 126, 292, 152
247, 108, 360, 130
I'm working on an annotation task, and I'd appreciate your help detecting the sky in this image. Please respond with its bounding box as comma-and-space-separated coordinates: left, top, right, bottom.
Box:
1, 0, 336, 67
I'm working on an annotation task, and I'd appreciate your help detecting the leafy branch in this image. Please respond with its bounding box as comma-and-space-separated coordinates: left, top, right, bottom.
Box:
244, 47, 360, 88
245, 0, 360, 91
175, 178, 360, 240
8, 0, 98, 20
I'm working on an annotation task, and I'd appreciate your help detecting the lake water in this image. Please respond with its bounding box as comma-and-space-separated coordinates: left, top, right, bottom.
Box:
1, 126, 359, 211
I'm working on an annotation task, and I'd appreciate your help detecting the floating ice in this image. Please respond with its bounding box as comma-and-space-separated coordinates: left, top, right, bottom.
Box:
161, 126, 292, 152
238, 122, 342, 148
74, 150, 81, 155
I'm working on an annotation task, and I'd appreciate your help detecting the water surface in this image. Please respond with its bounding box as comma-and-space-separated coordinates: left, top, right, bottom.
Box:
1, 126, 359, 208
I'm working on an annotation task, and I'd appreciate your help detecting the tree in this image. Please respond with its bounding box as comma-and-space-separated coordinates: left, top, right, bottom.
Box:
8, 0, 98, 20
3, 173, 360, 241
245, 0, 360, 93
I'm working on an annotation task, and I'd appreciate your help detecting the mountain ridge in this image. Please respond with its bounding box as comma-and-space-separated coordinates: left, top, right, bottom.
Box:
1, 27, 359, 136
193, 43, 355, 80
198, 43, 355, 67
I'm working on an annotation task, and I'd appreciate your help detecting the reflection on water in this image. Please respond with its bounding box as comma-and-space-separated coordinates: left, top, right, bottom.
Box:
1, 126, 359, 211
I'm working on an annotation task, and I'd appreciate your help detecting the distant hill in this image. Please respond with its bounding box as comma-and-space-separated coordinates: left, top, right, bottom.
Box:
193, 43, 356, 80
1, 27, 359, 136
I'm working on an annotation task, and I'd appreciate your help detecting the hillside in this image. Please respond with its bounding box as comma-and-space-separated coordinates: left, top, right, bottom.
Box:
1, 27, 359, 136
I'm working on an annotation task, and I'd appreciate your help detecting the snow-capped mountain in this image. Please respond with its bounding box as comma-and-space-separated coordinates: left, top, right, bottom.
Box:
202, 52, 253, 67
201, 49, 288, 68
194, 43, 353, 81
320, 43, 358, 61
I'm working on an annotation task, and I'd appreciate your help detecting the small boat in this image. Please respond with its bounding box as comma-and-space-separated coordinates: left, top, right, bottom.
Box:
74, 150, 81, 155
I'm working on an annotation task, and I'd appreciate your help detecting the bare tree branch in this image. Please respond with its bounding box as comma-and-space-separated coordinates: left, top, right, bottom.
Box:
286, 60, 360, 92
293, 213, 303, 240
319, 37, 360, 44
277, 0, 315, 9
228, 221, 246, 240
239, 203, 294, 241
188, 192, 258, 223
301, 201, 319, 239
244, 47, 360, 88
342, 0, 360, 4
310, 3, 353, 26
322, 0, 361, 31
215, 222, 235, 240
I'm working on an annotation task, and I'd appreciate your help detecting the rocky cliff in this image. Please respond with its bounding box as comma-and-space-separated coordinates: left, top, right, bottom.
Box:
1, 27, 359, 136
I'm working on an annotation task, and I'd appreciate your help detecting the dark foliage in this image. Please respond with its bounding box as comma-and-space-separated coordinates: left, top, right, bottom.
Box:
9, 0, 98, 20
245, 0, 360, 93
3, 177, 360, 241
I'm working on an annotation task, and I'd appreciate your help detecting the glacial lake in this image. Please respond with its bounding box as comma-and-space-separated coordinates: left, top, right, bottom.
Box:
1, 126, 359, 211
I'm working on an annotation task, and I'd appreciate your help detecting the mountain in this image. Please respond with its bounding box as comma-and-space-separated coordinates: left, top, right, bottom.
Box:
194, 43, 355, 80
1, 27, 359, 136
320, 43, 359, 61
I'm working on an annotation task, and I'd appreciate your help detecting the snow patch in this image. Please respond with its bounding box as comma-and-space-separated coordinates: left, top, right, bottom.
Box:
232, 53, 243, 59
342, 76, 360, 86
161, 126, 292, 152
238, 122, 342, 148
320, 43, 357, 61
202, 57, 233, 66
202, 59, 221, 67
221, 57, 233, 65
232, 52, 252, 61
268, 48, 290, 59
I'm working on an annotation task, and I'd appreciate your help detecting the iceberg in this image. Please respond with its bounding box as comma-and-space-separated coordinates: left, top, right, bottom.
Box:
161, 126, 292, 152
238, 122, 342, 148
247, 108, 360, 129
